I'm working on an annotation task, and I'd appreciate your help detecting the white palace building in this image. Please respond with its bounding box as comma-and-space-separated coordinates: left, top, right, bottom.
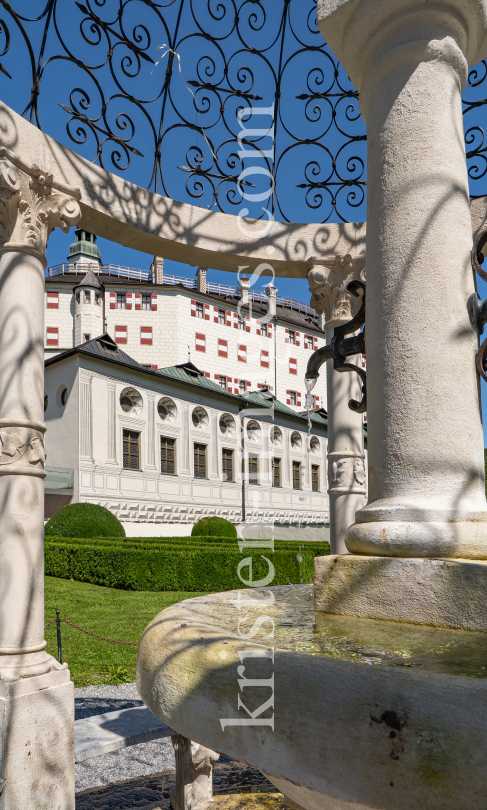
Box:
43, 231, 330, 538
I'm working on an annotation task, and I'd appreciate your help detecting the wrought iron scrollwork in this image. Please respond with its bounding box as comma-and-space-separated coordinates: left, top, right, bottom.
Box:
305, 279, 366, 413
469, 231, 487, 382
0, 0, 366, 223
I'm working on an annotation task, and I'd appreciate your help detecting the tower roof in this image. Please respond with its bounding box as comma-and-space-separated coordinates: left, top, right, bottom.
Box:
68, 229, 102, 264
74, 269, 103, 290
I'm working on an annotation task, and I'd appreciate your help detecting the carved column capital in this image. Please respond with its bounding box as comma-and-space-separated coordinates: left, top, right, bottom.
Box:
0, 147, 81, 264
308, 254, 366, 328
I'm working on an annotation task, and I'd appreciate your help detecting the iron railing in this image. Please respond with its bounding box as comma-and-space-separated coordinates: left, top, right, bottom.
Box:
0, 0, 366, 224
45, 262, 316, 314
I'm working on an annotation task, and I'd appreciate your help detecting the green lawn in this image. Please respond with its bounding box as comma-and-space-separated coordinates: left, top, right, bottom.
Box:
45, 577, 205, 687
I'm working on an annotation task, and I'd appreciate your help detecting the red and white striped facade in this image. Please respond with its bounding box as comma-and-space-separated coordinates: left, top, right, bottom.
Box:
45, 274, 327, 412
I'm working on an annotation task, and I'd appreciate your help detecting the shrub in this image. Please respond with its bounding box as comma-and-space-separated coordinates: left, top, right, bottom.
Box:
44, 538, 330, 591
191, 516, 237, 538
45, 503, 125, 539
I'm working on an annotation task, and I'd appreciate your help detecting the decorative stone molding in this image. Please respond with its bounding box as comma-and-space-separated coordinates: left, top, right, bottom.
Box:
171, 735, 219, 810
0, 147, 81, 263
327, 451, 366, 496
308, 254, 365, 327
0, 419, 46, 478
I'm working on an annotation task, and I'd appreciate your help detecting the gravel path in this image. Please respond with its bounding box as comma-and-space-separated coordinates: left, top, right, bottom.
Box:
75, 682, 176, 793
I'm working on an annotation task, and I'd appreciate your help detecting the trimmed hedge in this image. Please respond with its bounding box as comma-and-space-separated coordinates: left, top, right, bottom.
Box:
44, 537, 329, 592
191, 516, 237, 538
45, 503, 125, 539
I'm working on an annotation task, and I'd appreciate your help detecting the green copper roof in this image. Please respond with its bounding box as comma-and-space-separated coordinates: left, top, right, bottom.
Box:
68, 229, 102, 263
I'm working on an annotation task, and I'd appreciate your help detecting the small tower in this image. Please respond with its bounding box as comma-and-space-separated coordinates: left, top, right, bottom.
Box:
74, 270, 104, 345
68, 229, 102, 271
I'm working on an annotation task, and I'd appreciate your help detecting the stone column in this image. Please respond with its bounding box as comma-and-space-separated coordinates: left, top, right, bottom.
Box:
196, 267, 207, 294
315, 0, 487, 628
0, 148, 81, 807
308, 255, 366, 554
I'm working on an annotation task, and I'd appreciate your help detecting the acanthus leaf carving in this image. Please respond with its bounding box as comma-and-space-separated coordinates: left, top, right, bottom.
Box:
0, 150, 81, 259
308, 254, 366, 326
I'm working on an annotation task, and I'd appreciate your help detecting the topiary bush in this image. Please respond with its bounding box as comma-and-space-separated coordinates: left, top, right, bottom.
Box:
45, 503, 125, 539
191, 516, 237, 538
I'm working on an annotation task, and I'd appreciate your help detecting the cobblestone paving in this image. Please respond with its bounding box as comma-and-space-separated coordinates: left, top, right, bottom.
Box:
76, 762, 278, 810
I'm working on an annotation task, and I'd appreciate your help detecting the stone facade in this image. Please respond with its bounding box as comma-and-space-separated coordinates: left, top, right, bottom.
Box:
44, 336, 330, 536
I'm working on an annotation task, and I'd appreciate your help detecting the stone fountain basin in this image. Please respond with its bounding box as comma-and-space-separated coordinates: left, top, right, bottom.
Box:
137, 585, 487, 810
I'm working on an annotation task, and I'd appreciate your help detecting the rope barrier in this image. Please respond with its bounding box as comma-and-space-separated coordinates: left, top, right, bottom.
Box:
44, 617, 138, 646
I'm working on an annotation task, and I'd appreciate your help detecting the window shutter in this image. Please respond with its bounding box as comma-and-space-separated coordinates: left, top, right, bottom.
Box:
191, 299, 196, 317
151, 293, 157, 311
315, 395, 319, 405
233, 312, 238, 329
256, 320, 261, 335
226, 310, 231, 326
314, 336, 318, 350
110, 292, 116, 309
246, 316, 250, 332
214, 374, 219, 380
135, 293, 141, 310
286, 389, 291, 405
214, 306, 219, 323
141, 326, 152, 345
285, 328, 289, 343
296, 331, 300, 346
126, 292, 132, 310
115, 325, 127, 344
195, 333, 206, 352
257, 383, 262, 389
247, 380, 251, 389
238, 345, 247, 362
261, 350, 269, 368
204, 372, 210, 378
268, 323, 273, 338
205, 303, 210, 320
297, 392, 302, 406
46, 292, 59, 309
151, 364, 158, 370
289, 358, 297, 375
46, 327, 59, 346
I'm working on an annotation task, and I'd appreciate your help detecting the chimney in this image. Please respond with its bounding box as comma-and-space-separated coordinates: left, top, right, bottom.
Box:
196, 266, 207, 294
238, 275, 250, 307
318, 313, 326, 331
151, 257, 164, 284
265, 284, 277, 318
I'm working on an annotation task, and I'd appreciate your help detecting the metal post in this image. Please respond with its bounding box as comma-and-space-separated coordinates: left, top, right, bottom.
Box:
56, 610, 63, 665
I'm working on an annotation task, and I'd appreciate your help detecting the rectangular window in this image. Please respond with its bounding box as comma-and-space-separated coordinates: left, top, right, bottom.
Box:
237, 314, 245, 330
222, 448, 234, 482
218, 308, 226, 324
248, 455, 259, 485
218, 375, 227, 390
305, 334, 313, 349
218, 338, 228, 358
141, 326, 153, 345
95, 292, 101, 305
84, 290, 90, 304
288, 330, 296, 345
161, 436, 176, 475
312, 464, 320, 492
261, 322, 269, 337
141, 294, 151, 310
195, 333, 206, 352
117, 293, 126, 309
123, 429, 140, 470
83, 333, 91, 342
194, 443, 207, 478
272, 457, 281, 488
239, 380, 247, 394
261, 350, 269, 368
196, 302, 204, 318
293, 460, 301, 490
289, 391, 297, 406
